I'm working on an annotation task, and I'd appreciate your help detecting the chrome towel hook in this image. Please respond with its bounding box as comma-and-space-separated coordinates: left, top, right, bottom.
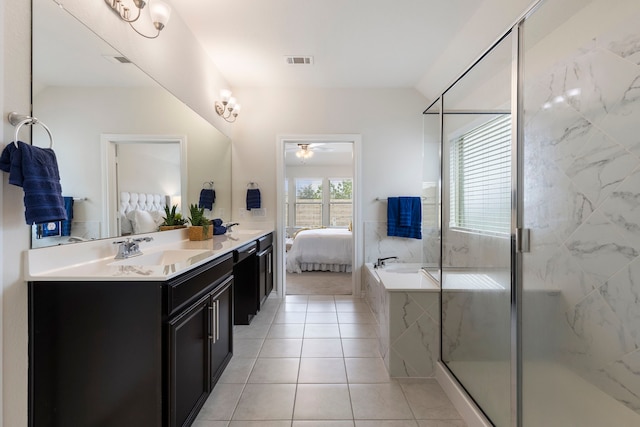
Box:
8, 112, 55, 149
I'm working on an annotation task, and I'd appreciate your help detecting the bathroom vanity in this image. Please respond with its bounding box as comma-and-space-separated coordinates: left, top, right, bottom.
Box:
25, 227, 274, 427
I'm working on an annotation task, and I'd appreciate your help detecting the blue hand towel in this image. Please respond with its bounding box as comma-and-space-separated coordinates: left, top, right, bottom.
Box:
0, 141, 67, 225
198, 188, 216, 210
387, 196, 422, 239
213, 225, 227, 235
61, 196, 74, 236
212, 218, 223, 227
246, 188, 261, 210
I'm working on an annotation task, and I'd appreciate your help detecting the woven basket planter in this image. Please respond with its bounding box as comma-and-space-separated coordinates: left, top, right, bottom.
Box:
188, 225, 213, 241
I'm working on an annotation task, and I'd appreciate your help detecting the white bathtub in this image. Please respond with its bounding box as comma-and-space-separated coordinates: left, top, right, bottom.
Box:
369, 262, 440, 291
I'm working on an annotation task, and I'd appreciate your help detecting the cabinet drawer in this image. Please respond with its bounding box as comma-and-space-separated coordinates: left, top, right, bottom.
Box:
167, 253, 233, 316
234, 242, 257, 263
257, 233, 273, 251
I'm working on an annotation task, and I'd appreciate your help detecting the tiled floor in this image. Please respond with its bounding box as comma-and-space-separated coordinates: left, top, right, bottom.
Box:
194, 294, 466, 427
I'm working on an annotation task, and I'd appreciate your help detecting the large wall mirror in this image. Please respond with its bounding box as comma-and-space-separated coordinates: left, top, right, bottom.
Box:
30, 0, 231, 248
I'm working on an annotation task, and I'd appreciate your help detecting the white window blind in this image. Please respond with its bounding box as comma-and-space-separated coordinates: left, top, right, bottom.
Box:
450, 115, 511, 235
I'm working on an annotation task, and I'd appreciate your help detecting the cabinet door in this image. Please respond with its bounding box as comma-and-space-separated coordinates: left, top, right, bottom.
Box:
210, 277, 234, 387
257, 249, 268, 308
168, 294, 211, 427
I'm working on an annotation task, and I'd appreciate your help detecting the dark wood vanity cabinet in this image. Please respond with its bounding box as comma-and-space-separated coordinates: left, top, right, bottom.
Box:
29, 253, 234, 427
233, 241, 258, 325
257, 232, 274, 308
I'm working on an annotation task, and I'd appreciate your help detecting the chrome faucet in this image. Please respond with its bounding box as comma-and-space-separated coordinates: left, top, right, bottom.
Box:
225, 222, 239, 232
113, 237, 153, 259
374, 256, 398, 269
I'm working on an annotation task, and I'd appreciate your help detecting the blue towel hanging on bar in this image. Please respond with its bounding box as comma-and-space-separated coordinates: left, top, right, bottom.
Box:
387, 196, 422, 239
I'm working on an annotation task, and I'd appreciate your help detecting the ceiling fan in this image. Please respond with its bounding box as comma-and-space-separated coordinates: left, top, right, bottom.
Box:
285, 143, 332, 159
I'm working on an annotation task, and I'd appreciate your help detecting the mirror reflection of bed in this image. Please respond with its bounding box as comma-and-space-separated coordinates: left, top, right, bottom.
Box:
284, 141, 354, 295
285, 228, 353, 295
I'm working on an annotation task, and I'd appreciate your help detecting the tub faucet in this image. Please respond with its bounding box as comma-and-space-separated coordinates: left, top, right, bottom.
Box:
375, 256, 398, 268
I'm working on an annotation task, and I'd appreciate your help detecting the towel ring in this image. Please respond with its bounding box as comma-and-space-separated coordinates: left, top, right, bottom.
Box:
247, 182, 259, 189
8, 112, 54, 149
202, 181, 214, 189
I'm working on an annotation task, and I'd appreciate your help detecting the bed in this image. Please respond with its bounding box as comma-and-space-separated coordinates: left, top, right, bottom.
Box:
119, 192, 167, 235
286, 228, 353, 273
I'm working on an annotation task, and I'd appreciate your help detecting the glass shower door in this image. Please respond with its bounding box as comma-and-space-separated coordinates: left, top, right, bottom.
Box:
521, 0, 640, 425
440, 31, 514, 427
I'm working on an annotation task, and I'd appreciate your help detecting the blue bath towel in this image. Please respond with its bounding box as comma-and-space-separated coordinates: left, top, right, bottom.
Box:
199, 188, 216, 210
61, 196, 74, 236
246, 188, 261, 210
387, 196, 422, 239
0, 141, 67, 225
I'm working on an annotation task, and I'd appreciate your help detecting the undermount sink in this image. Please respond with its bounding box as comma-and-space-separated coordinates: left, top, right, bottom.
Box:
109, 249, 212, 266
229, 229, 262, 234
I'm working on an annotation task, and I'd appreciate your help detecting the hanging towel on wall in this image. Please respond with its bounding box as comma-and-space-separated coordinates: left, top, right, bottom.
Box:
198, 188, 216, 210
61, 196, 74, 236
387, 196, 422, 239
0, 141, 67, 225
246, 188, 261, 210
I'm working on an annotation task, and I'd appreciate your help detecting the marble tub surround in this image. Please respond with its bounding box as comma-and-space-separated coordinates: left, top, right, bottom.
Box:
364, 265, 440, 378
24, 226, 273, 281
522, 6, 640, 418
363, 221, 440, 266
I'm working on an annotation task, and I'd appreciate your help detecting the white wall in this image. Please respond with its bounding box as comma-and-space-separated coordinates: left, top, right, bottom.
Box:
231, 87, 427, 225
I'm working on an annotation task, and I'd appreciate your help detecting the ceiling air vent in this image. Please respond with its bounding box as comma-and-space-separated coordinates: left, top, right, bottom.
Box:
102, 54, 133, 64
284, 56, 314, 65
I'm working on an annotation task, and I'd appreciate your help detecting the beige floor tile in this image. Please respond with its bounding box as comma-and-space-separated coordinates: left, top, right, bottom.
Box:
345, 358, 393, 383
337, 312, 375, 324
229, 422, 290, 427
308, 295, 336, 301
416, 421, 467, 427
355, 422, 418, 427
294, 384, 353, 420
248, 358, 300, 383
285, 295, 309, 302
232, 384, 296, 420
304, 324, 341, 338
259, 338, 303, 358
298, 358, 347, 383
294, 421, 355, 426
233, 339, 264, 358
193, 421, 230, 427
339, 323, 378, 338
301, 338, 344, 357
306, 312, 339, 323
349, 383, 413, 420
234, 323, 271, 339
253, 310, 277, 324
279, 303, 308, 312
274, 312, 307, 324
341, 339, 381, 358
218, 357, 256, 383
400, 381, 463, 420
307, 302, 338, 312
335, 302, 371, 313
268, 323, 305, 338
196, 383, 244, 420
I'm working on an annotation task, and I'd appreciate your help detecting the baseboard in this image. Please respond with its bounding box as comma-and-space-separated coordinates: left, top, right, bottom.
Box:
436, 361, 493, 427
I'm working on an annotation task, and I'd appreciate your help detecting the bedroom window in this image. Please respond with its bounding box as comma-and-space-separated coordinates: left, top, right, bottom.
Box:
329, 178, 352, 227
450, 115, 511, 235
295, 178, 323, 227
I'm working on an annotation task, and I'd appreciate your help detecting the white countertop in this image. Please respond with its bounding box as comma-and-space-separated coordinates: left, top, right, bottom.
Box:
24, 227, 274, 281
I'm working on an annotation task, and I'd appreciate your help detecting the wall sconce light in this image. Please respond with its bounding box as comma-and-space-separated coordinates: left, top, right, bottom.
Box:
105, 0, 171, 39
215, 90, 241, 123
296, 144, 314, 159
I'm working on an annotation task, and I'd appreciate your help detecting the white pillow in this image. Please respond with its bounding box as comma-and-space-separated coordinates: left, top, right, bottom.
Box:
149, 210, 165, 227
127, 210, 158, 234
120, 213, 133, 235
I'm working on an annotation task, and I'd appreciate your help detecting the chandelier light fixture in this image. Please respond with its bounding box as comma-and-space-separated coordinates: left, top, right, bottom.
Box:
105, 0, 172, 39
215, 90, 241, 123
296, 144, 314, 159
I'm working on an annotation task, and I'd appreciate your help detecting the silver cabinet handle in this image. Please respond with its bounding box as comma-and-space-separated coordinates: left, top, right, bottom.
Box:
216, 300, 220, 341
210, 303, 216, 344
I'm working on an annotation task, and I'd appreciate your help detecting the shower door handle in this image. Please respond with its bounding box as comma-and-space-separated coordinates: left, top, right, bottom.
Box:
516, 228, 530, 253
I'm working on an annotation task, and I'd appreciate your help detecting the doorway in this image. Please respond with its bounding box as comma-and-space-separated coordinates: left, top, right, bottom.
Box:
276, 134, 362, 298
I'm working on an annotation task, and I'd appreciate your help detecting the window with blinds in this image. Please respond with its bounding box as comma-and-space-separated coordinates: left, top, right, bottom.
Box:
450, 115, 511, 235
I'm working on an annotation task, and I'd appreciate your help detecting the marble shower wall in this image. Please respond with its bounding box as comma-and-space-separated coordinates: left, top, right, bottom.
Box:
522, 10, 640, 415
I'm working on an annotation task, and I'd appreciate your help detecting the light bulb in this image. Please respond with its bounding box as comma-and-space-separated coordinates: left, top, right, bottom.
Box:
220, 89, 232, 103
150, 0, 171, 29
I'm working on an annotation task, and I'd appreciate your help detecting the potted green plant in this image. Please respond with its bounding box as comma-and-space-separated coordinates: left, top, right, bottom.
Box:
159, 205, 187, 231
187, 204, 212, 240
